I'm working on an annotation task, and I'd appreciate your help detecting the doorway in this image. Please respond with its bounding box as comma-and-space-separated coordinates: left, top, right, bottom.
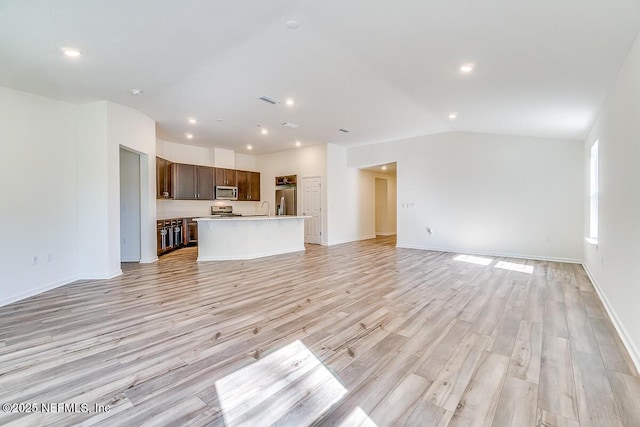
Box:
119, 148, 141, 261
367, 163, 396, 237
375, 178, 388, 235
302, 176, 322, 244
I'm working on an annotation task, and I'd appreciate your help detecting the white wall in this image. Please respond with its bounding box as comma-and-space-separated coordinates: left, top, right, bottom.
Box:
120, 148, 141, 261
0, 87, 79, 306
235, 152, 256, 171
157, 139, 214, 166
76, 101, 114, 278
214, 148, 235, 168
77, 101, 157, 277
348, 132, 584, 261
256, 144, 328, 244
107, 103, 156, 264
583, 33, 640, 368
326, 144, 377, 245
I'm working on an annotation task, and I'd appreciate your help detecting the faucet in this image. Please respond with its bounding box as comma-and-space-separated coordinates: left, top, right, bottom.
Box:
260, 201, 271, 217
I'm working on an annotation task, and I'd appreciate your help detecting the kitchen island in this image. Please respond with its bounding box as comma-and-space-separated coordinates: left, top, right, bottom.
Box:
195, 216, 307, 261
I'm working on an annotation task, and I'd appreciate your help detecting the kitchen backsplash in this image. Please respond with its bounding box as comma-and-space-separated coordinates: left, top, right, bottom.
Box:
157, 199, 262, 219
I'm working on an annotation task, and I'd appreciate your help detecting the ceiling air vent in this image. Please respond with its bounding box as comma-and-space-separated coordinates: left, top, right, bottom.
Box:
258, 96, 278, 105
339, 128, 350, 133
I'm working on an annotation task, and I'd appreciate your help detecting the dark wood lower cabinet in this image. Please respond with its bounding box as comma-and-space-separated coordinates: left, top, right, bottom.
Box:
157, 218, 190, 256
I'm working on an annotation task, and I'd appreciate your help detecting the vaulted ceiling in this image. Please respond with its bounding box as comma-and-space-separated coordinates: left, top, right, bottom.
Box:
1, 0, 639, 154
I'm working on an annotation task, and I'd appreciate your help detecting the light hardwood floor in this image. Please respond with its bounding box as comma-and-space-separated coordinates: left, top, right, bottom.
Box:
1, 237, 639, 426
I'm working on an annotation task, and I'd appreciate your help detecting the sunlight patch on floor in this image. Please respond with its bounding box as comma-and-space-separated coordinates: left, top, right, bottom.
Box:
338, 406, 378, 426
494, 260, 534, 274
215, 340, 347, 426
453, 254, 493, 266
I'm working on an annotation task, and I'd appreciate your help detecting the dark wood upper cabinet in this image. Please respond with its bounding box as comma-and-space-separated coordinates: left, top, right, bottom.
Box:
197, 166, 214, 200
172, 163, 197, 200
171, 163, 214, 200
237, 171, 248, 201
249, 171, 260, 201
160, 161, 257, 201
156, 157, 172, 199
237, 170, 261, 201
215, 168, 237, 187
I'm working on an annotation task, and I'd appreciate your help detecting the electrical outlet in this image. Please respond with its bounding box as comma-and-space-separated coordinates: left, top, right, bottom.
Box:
32, 256, 38, 266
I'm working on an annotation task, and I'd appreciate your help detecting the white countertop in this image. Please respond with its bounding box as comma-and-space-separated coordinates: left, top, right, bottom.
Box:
195, 215, 308, 221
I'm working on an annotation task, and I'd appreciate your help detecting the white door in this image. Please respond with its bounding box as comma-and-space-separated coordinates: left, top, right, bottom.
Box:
302, 176, 322, 244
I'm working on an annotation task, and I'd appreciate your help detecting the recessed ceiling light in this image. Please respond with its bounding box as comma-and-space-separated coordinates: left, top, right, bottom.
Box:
61, 47, 82, 57
261, 128, 268, 135
295, 140, 301, 147
285, 98, 295, 106
188, 118, 197, 124
448, 112, 458, 119
460, 63, 474, 73
246, 145, 253, 150
382, 166, 387, 170
339, 128, 350, 133
185, 133, 193, 139
286, 20, 300, 30
282, 122, 298, 128
130, 89, 143, 96
216, 118, 223, 122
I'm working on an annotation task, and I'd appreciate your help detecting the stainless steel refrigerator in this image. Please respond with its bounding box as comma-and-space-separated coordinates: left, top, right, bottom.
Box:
275, 187, 297, 215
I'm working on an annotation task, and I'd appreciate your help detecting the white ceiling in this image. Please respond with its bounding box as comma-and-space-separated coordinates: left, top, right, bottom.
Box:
1, 0, 639, 155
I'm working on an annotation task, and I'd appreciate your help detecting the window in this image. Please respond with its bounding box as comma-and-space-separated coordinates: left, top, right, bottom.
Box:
588, 140, 599, 243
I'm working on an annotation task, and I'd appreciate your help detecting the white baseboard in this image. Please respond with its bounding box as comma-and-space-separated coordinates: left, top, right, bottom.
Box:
121, 257, 140, 262
0, 276, 78, 308
139, 256, 159, 264
582, 263, 640, 374
375, 232, 397, 236
327, 235, 377, 246
78, 269, 123, 280
395, 243, 583, 264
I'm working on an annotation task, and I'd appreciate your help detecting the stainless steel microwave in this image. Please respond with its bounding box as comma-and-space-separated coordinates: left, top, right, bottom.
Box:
215, 186, 238, 200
